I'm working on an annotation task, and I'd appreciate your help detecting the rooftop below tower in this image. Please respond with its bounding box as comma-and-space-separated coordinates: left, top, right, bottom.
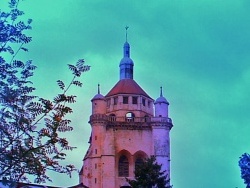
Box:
105, 79, 151, 99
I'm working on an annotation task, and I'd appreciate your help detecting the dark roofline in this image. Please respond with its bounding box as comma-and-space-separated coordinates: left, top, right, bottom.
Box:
0, 181, 88, 188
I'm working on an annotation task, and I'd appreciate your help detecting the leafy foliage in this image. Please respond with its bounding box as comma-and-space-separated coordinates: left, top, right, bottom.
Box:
127, 156, 172, 188
0, 0, 90, 185
239, 153, 250, 188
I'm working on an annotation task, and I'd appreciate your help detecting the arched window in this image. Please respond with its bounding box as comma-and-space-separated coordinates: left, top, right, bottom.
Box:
135, 158, 144, 169
118, 155, 129, 177
126, 112, 135, 122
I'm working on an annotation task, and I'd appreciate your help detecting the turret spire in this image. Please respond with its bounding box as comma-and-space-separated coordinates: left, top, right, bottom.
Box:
125, 26, 129, 42
155, 86, 169, 105
98, 83, 100, 94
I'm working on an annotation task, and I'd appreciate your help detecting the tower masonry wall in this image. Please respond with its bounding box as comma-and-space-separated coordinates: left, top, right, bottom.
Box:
113, 129, 153, 156
92, 99, 107, 114
100, 156, 116, 188
152, 126, 170, 178
106, 95, 154, 116
102, 126, 115, 155
81, 157, 92, 187
155, 102, 169, 118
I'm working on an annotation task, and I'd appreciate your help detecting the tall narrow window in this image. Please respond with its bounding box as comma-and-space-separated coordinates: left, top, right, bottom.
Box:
123, 96, 128, 104
107, 99, 111, 107
118, 155, 129, 177
142, 98, 146, 106
132, 97, 138, 104
135, 158, 144, 169
114, 97, 118, 105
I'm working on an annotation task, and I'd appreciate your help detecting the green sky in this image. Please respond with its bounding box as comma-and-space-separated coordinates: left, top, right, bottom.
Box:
1, 0, 250, 187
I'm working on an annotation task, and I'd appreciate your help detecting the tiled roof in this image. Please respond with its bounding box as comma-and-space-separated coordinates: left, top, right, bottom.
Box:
105, 79, 151, 99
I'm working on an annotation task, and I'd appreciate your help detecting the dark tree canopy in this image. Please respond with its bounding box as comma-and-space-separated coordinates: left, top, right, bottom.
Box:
0, 0, 90, 185
127, 156, 171, 188
239, 153, 250, 188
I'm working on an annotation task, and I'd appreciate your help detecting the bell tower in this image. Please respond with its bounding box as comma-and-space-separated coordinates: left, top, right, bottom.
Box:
79, 29, 173, 188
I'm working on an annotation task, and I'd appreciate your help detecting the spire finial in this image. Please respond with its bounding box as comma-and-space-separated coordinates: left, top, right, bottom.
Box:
125, 26, 129, 42
160, 86, 163, 97
98, 83, 100, 94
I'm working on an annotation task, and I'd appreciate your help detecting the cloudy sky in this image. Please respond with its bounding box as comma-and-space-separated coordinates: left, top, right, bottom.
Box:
2, 0, 250, 187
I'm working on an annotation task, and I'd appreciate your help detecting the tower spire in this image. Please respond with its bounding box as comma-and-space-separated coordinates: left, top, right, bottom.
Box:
125, 26, 129, 42
160, 86, 163, 97
123, 26, 130, 58
98, 83, 100, 94
119, 26, 134, 80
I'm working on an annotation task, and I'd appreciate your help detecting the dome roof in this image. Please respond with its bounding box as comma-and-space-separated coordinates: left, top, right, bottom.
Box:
119, 57, 134, 66
155, 96, 169, 104
155, 87, 169, 104
91, 93, 105, 101
105, 79, 152, 99
91, 84, 105, 101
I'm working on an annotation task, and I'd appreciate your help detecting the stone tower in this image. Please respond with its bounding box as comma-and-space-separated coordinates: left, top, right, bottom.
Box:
79, 31, 173, 188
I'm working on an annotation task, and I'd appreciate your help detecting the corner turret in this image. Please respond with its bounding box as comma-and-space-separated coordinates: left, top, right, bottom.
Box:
154, 87, 169, 118
91, 84, 106, 114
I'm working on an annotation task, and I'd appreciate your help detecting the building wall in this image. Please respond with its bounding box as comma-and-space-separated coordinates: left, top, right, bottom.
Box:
81, 104, 172, 188
106, 95, 154, 116
80, 38, 173, 187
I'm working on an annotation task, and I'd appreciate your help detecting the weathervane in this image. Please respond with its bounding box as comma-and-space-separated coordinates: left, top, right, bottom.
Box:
125, 26, 129, 42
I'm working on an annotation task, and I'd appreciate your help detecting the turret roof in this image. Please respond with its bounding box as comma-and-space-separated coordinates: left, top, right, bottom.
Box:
155, 96, 169, 104
105, 79, 152, 99
91, 93, 104, 101
91, 84, 105, 101
155, 86, 169, 104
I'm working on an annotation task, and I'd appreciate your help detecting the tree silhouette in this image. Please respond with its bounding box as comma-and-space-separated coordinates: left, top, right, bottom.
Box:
0, 0, 90, 185
239, 153, 250, 188
127, 156, 172, 188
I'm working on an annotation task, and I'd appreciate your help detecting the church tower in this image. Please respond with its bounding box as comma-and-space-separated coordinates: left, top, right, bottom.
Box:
79, 29, 173, 188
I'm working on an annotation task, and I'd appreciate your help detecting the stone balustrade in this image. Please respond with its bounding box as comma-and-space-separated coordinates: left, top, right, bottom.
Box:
89, 114, 173, 128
